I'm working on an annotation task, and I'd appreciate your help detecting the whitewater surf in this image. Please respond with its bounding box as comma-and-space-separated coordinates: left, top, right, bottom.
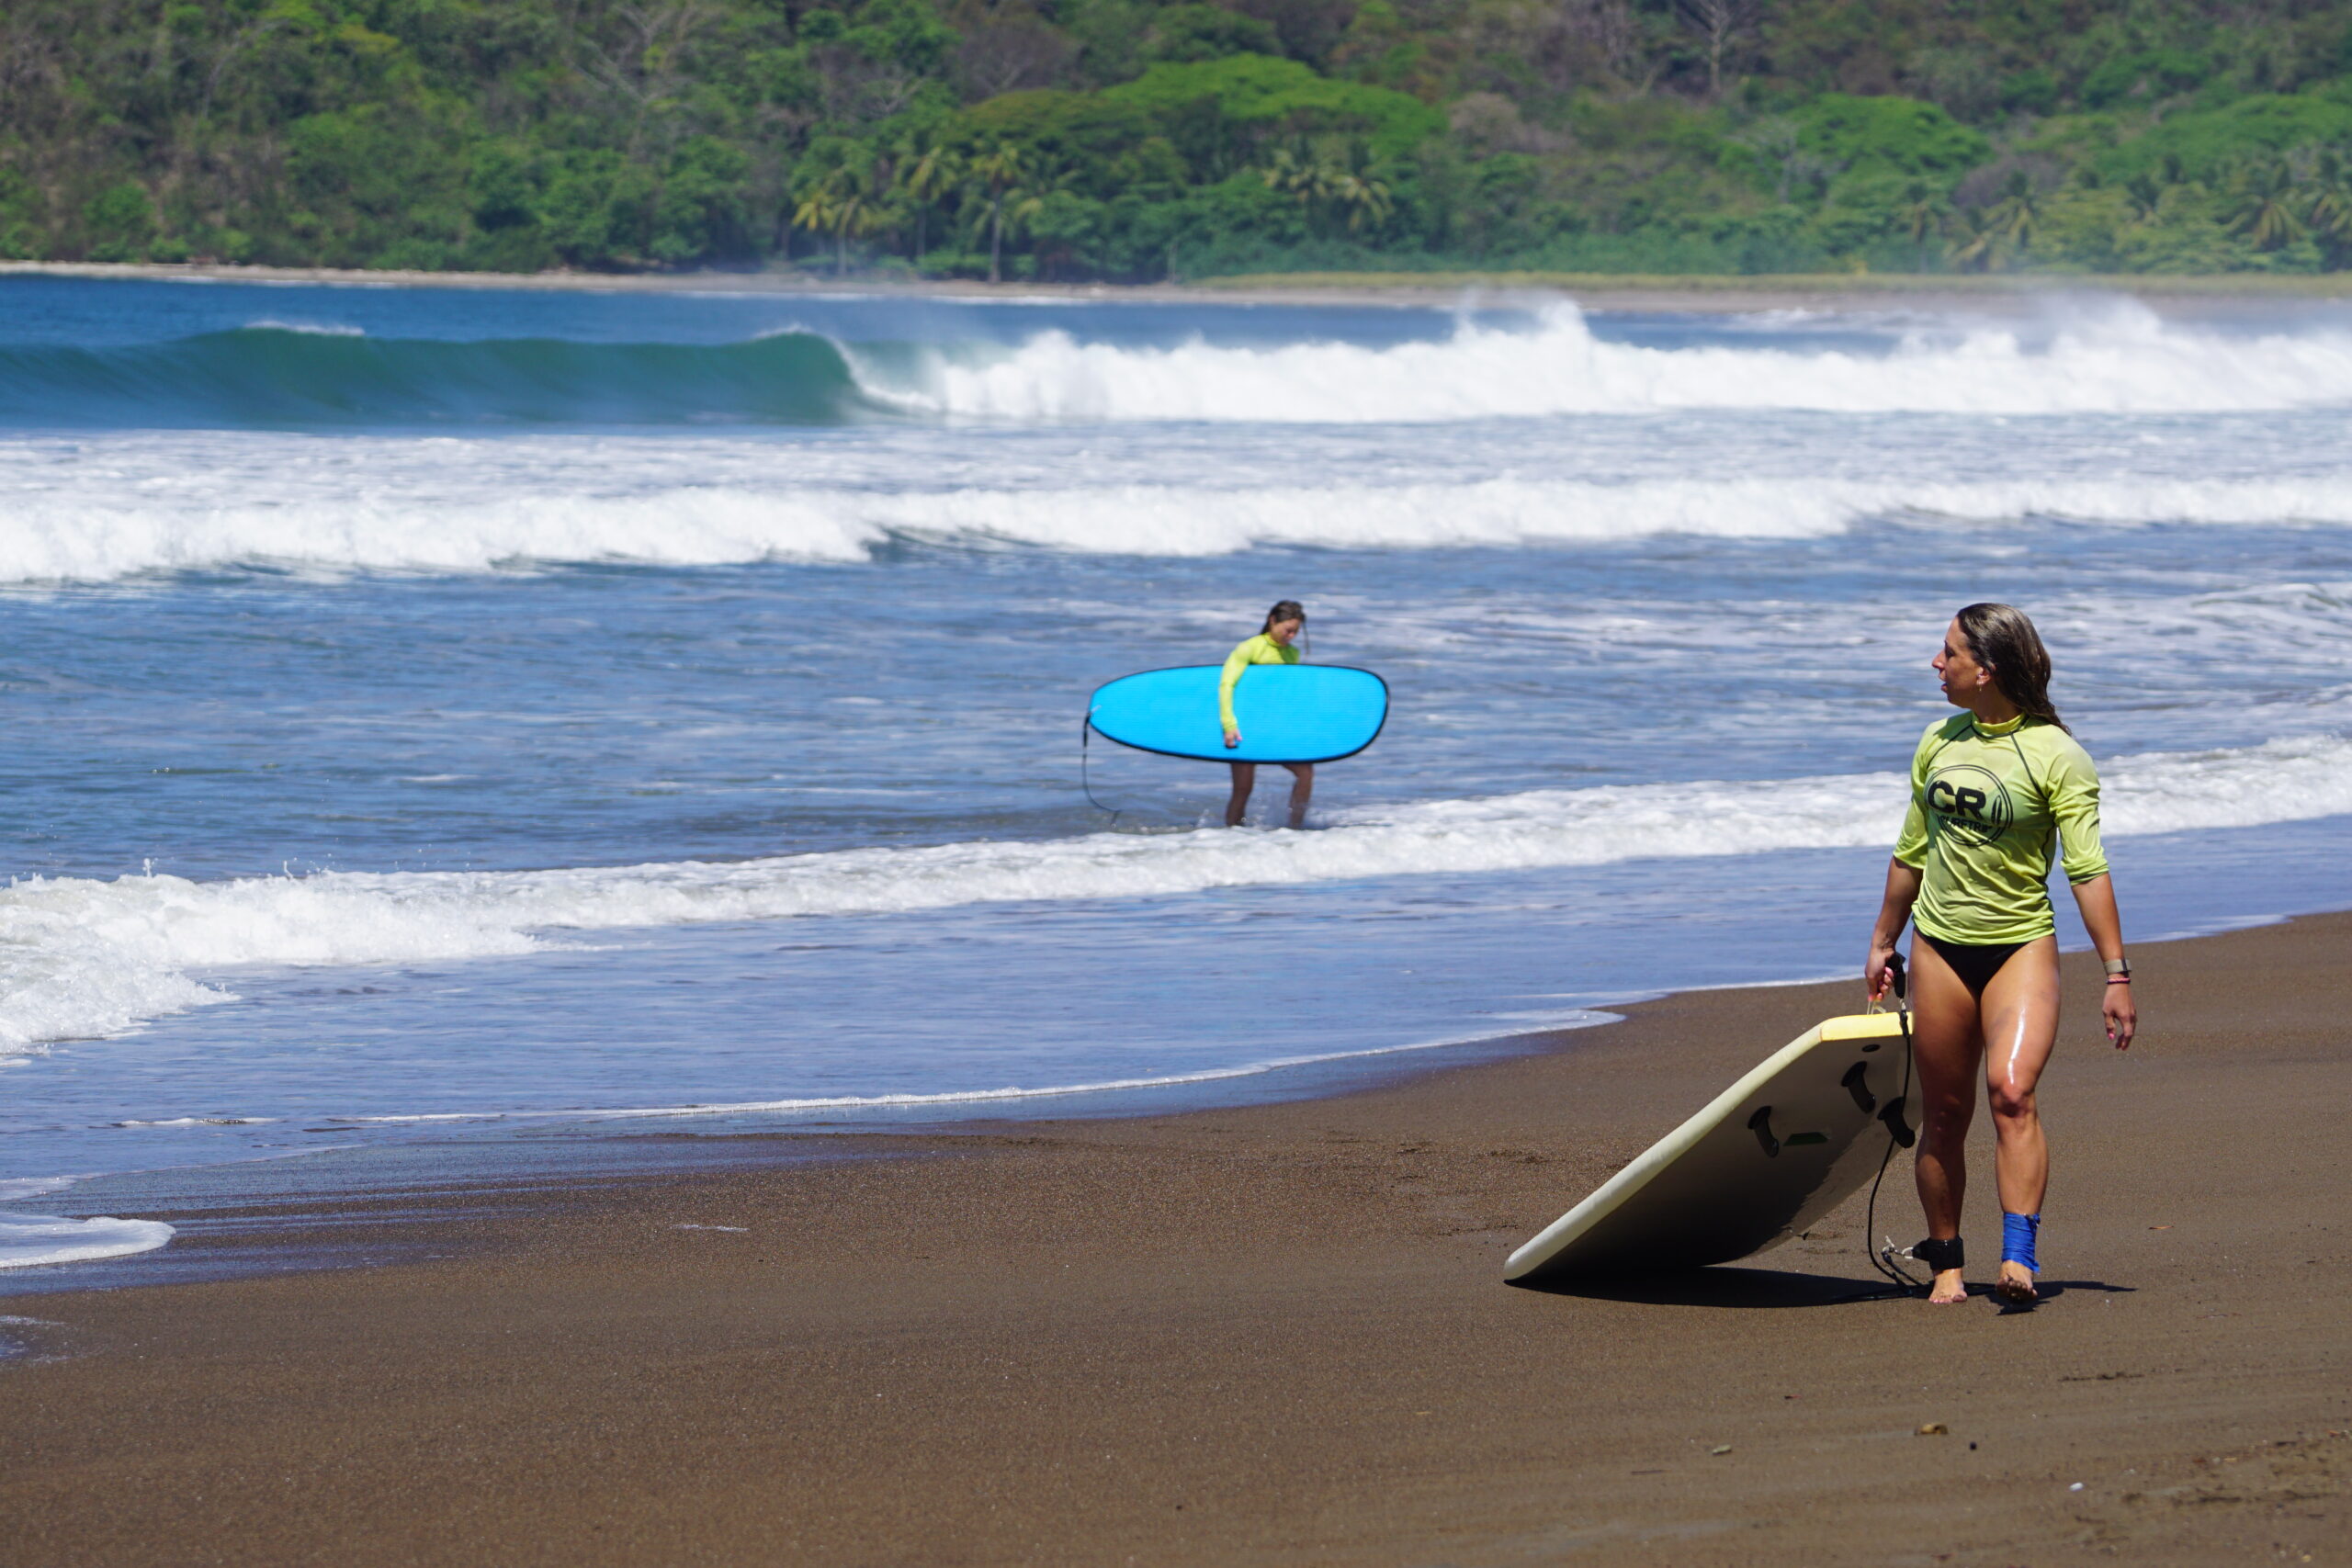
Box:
1, 275, 2346, 1229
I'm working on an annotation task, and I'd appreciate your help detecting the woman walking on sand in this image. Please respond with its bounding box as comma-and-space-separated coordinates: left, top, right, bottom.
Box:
1220, 600, 1313, 829
1865, 603, 2137, 1306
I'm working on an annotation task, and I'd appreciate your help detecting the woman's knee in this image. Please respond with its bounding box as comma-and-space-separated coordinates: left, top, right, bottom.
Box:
1987, 1082, 2037, 1122
1919, 1088, 1974, 1137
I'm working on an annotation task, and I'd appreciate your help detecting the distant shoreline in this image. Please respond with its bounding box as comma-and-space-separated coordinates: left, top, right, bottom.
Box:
11, 258, 2352, 314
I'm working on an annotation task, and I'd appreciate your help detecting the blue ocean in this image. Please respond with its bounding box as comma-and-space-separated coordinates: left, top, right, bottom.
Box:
4, 273, 2349, 1270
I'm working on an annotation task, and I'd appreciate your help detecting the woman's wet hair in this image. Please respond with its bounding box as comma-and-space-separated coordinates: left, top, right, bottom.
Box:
1261, 599, 1306, 634
1955, 602, 2066, 732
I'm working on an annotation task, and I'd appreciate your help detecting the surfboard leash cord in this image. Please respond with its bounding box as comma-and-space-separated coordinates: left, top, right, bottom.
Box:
1863, 951, 1932, 1296
1079, 719, 1123, 828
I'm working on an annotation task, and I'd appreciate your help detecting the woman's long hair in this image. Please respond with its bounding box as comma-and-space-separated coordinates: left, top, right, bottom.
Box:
1261, 600, 1306, 635
1955, 602, 2067, 732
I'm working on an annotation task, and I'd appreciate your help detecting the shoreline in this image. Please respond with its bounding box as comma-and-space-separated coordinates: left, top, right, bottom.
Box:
12, 257, 2352, 314
6, 869, 2346, 1299
0, 1015, 1603, 1298
4, 911, 2346, 1562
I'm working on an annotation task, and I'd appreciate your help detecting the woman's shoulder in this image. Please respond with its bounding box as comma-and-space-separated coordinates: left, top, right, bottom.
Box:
1227, 633, 1269, 659
1916, 714, 1973, 749
2021, 719, 2098, 773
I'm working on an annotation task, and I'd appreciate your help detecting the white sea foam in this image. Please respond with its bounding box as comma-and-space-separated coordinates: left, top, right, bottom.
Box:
309, 1010, 1618, 1127
0, 1177, 75, 1201
1, 732, 2344, 1052
113, 1116, 280, 1127
8, 470, 2352, 583
888, 301, 2352, 422
241, 319, 368, 337
0, 1212, 175, 1269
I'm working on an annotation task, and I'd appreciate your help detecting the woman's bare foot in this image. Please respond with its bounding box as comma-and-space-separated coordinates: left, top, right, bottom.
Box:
1995, 1261, 2039, 1304
1928, 1268, 1967, 1304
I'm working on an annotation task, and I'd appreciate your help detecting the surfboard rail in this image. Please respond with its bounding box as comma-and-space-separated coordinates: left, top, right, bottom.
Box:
1504, 1010, 1911, 1281
1085, 663, 1389, 766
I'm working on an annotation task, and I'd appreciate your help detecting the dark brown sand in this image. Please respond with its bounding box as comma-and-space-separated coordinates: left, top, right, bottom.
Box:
3, 915, 2346, 1566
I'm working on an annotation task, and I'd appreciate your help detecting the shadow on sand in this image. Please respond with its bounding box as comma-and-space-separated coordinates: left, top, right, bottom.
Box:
1510, 1268, 2137, 1311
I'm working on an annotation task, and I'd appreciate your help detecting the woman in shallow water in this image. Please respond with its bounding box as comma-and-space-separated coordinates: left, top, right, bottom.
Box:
1865, 603, 2138, 1305
1220, 599, 1313, 829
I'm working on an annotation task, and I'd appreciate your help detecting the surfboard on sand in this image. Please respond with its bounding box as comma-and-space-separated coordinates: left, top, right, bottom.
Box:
1504, 1011, 1915, 1281
1086, 664, 1388, 765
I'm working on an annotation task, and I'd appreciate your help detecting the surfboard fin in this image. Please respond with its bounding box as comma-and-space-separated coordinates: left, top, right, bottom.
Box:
1878, 1095, 1916, 1148
1747, 1106, 1780, 1158
1840, 1061, 1877, 1114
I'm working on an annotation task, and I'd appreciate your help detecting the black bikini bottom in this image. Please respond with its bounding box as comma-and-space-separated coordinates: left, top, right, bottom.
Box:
1917, 932, 2029, 999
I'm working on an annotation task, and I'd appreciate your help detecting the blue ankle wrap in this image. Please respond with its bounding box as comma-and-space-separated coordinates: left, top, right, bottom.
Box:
2001, 1212, 2041, 1272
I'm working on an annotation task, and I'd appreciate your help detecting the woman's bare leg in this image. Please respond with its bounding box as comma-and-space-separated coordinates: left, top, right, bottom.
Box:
1225, 762, 1255, 828
1908, 937, 1985, 1304
1978, 935, 2061, 1303
1283, 762, 1314, 829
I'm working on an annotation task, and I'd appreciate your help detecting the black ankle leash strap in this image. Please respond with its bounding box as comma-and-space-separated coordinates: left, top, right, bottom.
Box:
1864, 953, 1937, 1295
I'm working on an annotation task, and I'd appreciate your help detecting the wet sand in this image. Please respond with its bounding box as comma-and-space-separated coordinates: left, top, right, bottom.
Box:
2, 913, 2346, 1565
10, 257, 2352, 316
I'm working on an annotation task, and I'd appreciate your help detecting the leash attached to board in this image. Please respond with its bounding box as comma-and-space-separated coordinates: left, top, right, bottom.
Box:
1080, 716, 1123, 827
1863, 950, 1930, 1294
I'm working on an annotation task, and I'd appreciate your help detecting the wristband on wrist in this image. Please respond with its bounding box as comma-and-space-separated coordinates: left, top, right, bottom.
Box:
2102, 957, 2132, 978
2106, 976, 2132, 985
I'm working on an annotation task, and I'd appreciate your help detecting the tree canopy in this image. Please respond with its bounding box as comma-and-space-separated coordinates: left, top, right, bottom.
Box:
11, 0, 2352, 279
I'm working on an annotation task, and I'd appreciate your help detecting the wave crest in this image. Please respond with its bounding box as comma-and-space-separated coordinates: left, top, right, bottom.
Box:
11, 300, 2352, 433
2, 732, 2344, 1050
899, 301, 2352, 422
0, 327, 879, 429
6, 470, 2352, 583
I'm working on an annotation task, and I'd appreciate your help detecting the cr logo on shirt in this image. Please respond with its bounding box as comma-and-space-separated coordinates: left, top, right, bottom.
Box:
1927, 763, 2014, 846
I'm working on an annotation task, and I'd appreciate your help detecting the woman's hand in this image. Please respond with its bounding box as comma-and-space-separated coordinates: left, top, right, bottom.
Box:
1865, 941, 1899, 1003
2102, 978, 2137, 1051
1866, 861, 1922, 1005
1224, 728, 1240, 748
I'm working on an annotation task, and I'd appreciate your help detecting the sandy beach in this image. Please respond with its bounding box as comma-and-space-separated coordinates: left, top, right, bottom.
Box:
2, 912, 2345, 1566
13, 257, 2352, 315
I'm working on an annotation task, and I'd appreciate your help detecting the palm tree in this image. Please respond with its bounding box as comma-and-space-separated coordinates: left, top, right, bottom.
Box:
962, 145, 1072, 283
1991, 168, 2041, 258
899, 137, 963, 266
2304, 147, 2352, 266
1897, 179, 1946, 272
1326, 141, 1394, 236
1947, 205, 2000, 272
967, 142, 1030, 285
793, 163, 884, 277
2224, 156, 2306, 251
791, 183, 846, 274
1260, 143, 1334, 226
1260, 140, 1391, 239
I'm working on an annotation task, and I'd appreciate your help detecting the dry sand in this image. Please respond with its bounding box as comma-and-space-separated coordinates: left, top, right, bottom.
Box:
11, 257, 2352, 316
1, 914, 2346, 1566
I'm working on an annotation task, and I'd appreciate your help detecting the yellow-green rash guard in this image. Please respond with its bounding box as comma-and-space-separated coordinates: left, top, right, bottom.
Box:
1894, 713, 2110, 945
1218, 632, 1299, 734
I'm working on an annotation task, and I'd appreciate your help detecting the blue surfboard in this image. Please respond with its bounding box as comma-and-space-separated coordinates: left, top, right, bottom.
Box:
1087, 665, 1388, 764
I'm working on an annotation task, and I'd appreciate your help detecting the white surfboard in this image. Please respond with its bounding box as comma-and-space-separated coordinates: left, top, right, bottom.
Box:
1505, 1011, 1914, 1281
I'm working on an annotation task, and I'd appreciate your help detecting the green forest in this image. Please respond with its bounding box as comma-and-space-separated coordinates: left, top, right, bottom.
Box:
13, 0, 2352, 279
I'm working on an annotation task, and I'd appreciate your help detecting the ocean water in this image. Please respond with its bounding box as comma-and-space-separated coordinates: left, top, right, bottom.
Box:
3, 274, 2349, 1270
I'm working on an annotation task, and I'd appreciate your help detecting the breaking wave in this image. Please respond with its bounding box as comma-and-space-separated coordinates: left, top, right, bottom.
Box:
0, 326, 885, 429
2, 731, 2345, 1050
10, 472, 2352, 582
11, 299, 2352, 432
897, 300, 2352, 421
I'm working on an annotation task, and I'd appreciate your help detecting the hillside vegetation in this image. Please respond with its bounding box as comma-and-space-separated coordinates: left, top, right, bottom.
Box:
11, 0, 2352, 279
